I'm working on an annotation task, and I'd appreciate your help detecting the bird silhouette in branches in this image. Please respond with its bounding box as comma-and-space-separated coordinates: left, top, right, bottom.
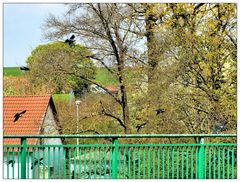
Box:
155, 108, 165, 115
213, 121, 228, 134
20, 66, 30, 71
14, 110, 26, 122
136, 122, 147, 133
65, 34, 75, 47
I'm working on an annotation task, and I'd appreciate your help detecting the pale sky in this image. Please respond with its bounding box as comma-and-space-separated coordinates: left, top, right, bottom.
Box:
3, 3, 68, 67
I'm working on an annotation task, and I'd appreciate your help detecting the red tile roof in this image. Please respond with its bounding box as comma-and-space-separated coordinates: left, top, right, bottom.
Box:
3, 96, 53, 145
105, 86, 119, 93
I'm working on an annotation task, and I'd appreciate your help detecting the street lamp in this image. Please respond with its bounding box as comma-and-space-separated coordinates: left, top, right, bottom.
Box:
75, 99, 81, 157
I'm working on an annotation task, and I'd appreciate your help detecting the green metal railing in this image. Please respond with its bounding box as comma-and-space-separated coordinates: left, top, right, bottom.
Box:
3, 134, 237, 179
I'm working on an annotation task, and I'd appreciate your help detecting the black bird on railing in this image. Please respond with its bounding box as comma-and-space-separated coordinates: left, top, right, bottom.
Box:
20, 66, 30, 71
14, 110, 27, 122
5, 160, 15, 167
65, 34, 75, 47
136, 122, 147, 133
155, 108, 165, 115
31, 157, 44, 169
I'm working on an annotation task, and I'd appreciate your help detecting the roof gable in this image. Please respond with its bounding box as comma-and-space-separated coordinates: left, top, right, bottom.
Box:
3, 96, 53, 145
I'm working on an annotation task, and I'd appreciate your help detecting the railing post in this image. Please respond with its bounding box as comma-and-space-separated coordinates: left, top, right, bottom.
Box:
21, 138, 27, 179
197, 137, 205, 179
111, 137, 119, 179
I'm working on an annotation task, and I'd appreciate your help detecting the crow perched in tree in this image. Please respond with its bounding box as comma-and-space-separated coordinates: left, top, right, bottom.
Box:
20, 66, 30, 71
31, 157, 44, 169
13, 110, 26, 122
155, 108, 165, 115
136, 122, 147, 133
213, 121, 228, 134
65, 34, 75, 47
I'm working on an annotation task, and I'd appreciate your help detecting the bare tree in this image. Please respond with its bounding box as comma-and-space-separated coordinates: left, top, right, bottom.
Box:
43, 3, 145, 134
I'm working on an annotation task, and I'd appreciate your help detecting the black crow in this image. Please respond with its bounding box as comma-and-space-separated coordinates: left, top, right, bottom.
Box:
214, 121, 228, 133
136, 122, 147, 133
6, 160, 15, 167
155, 109, 165, 115
31, 157, 44, 169
20, 66, 30, 71
65, 34, 75, 47
14, 110, 27, 122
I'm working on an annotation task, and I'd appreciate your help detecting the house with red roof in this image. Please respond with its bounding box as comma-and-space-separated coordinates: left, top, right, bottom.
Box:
3, 96, 64, 179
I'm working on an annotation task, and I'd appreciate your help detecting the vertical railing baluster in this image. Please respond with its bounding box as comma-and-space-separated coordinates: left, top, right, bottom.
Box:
208, 147, 212, 179
128, 147, 131, 179
181, 146, 184, 179
68, 147, 71, 179
7, 147, 9, 179
74, 147, 77, 179
103, 146, 106, 179
12, 147, 15, 179
138, 146, 141, 179
63, 147, 66, 179
112, 138, 119, 179
79, 147, 82, 179
48, 147, 50, 179
94, 147, 96, 179
90, 147, 93, 179
190, 147, 193, 179
218, 147, 221, 179
43, 147, 46, 179
18, 147, 20, 179
58, 147, 61, 179
157, 147, 160, 179
186, 147, 189, 179
172, 147, 174, 179
84, 147, 87, 179
21, 138, 27, 179
123, 147, 126, 178
177, 146, 180, 179
231, 147, 234, 179
167, 146, 170, 179
99, 147, 102, 179
197, 137, 204, 179
143, 147, 146, 179
213, 147, 216, 179
27, 147, 30, 179
32, 147, 35, 179
152, 146, 155, 179
133, 147, 136, 178
148, 146, 151, 179
222, 147, 225, 179
227, 147, 230, 179
38, 147, 40, 179
109, 146, 112, 178
162, 147, 165, 179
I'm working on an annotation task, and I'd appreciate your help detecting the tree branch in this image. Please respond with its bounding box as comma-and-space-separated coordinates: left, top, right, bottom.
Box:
99, 100, 126, 131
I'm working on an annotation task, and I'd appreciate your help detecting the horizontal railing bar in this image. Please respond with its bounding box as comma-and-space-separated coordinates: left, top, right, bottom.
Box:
3, 134, 237, 138
3, 143, 236, 148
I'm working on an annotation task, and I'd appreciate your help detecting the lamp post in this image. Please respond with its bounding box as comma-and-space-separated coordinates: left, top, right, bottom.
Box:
75, 99, 81, 157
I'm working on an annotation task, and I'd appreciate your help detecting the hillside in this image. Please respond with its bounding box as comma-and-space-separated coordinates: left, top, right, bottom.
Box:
3, 67, 118, 86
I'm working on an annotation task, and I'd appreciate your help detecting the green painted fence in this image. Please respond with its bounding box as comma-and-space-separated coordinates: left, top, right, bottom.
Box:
3, 134, 237, 179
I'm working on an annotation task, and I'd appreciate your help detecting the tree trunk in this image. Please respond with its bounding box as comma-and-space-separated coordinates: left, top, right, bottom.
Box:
145, 4, 158, 84
118, 50, 131, 134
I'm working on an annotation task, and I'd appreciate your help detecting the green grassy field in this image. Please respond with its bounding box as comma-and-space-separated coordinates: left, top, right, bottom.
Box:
94, 68, 118, 86
3, 67, 25, 77
3, 67, 117, 86
52, 93, 74, 103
